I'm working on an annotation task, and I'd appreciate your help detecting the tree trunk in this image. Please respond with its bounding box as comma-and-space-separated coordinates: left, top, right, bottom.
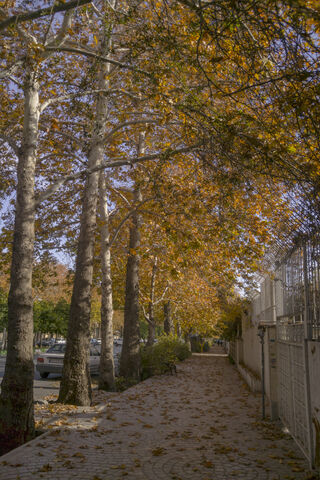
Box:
176, 322, 182, 338
184, 332, 191, 351
120, 133, 145, 380
119, 184, 142, 380
98, 172, 115, 391
146, 299, 156, 347
0, 67, 39, 451
57, 149, 100, 405
163, 300, 173, 335
147, 317, 156, 347
146, 257, 157, 347
58, 32, 110, 405
1, 328, 7, 350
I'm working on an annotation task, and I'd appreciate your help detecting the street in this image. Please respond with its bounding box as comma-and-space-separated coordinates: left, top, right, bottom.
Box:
0, 355, 63, 402
0, 343, 122, 402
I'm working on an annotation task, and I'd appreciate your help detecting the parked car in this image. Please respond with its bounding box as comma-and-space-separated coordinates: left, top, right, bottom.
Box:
36, 343, 101, 378
36, 339, 50, 347
113, 337, 123, 347
36, 337, 64, 348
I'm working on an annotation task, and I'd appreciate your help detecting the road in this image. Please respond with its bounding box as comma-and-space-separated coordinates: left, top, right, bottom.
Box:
0, 344, 122, 402
0, 355, 63, 402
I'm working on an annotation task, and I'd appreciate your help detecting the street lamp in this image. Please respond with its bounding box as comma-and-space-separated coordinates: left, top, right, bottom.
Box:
257, 325, 266, 420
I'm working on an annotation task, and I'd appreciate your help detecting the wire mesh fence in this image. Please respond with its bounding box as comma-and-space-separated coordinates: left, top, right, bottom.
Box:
275, 235, 320, 340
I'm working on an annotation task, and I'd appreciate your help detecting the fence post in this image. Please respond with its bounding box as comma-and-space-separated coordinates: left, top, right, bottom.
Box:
258, 325, 266, 420
267, 325, 278, 420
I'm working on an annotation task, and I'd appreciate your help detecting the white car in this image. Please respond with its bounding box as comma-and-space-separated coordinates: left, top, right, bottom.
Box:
36, 343, 101, 379
113, 337, 123, 347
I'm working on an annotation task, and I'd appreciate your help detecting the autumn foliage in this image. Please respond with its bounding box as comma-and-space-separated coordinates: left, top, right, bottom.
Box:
0, 0, 320, 449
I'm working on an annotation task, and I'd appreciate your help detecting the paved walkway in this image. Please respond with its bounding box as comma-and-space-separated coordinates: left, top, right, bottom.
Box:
0, 347, 311, 480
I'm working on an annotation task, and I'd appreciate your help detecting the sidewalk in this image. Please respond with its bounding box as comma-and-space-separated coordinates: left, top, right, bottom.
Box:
0, 347, 311, 480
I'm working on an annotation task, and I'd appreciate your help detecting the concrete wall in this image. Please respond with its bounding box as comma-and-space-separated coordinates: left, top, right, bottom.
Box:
237, 363, 261, 392
239, 315, 278, 418
241, 315, 261, 378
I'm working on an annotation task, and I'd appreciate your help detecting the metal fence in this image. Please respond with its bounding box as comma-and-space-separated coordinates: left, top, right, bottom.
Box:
275, 237, 320, 340
240, 236, 320, 466
304, 238, 320, 340
274, 237, 320, 466
228, 340, 236, 362
277, 323, 311, 460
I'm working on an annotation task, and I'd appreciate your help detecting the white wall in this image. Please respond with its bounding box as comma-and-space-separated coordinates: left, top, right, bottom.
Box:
241, 314, 261, 378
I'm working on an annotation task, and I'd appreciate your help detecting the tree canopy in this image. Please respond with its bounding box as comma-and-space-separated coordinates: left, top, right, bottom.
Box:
0, 0, 319, 449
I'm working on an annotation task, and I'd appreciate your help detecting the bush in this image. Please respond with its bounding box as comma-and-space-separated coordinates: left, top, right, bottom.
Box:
114, 376, 139, 392
191, 340, 210, 353
140, 335, 191, 380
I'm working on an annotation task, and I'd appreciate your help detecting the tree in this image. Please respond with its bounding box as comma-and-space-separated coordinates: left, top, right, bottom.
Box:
0, 290, 7, 326
0, 2, 87, 449
163, 301, 173, 335
120, 134, 145, 381
216, 296, 244, 341
144, 256, 158, 347
98, 172, 115, 390
58, 18, 112, 405
1, 1, 319, 444
0, 1, 93, 31
0, 51, 40, 452
33, 299, 69, 338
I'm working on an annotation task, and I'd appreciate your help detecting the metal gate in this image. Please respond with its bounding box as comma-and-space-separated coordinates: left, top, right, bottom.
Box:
277, 323, 311, 460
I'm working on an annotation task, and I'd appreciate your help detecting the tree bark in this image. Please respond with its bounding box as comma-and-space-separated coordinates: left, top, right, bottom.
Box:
184, 332, 192, 351
98, 172, 115, 391
0, 66, 39, 451
58, 31, 110, 405
147, 318, 156, 347
176, 321, 182, 338
120, 133, 145, 380
146, 257, 157, 347
1, 328, 7, 350
164, 300, 173, 335
119, 184, 142, 380
57, 144, 100, 405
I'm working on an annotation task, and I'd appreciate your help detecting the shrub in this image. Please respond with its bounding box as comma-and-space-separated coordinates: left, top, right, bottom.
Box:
140, 335, 191, 380
114, 376, 138, 392
191, 340, 210, 353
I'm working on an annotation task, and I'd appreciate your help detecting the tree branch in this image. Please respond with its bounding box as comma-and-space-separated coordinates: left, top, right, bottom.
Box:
105, 118, 160, 141
154, 284, 169, 305
99, 143, 202, 170
0, 133, 20, 156
109, 197, 156, 248
45, 45, 152, 77
0, 59, 24, 80
35, 142, 203, 207
46, 129, 85, 147
141, 303, 150, 323
40, 88, 146, 113
0, 0, 93, 31
108, 186, 132, 207
16, 24, 38, 44
45, 10, 73, 48
40, 89, 111, 112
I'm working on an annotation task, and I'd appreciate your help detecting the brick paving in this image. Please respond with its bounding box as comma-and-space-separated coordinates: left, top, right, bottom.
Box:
0, 346, 311, 480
